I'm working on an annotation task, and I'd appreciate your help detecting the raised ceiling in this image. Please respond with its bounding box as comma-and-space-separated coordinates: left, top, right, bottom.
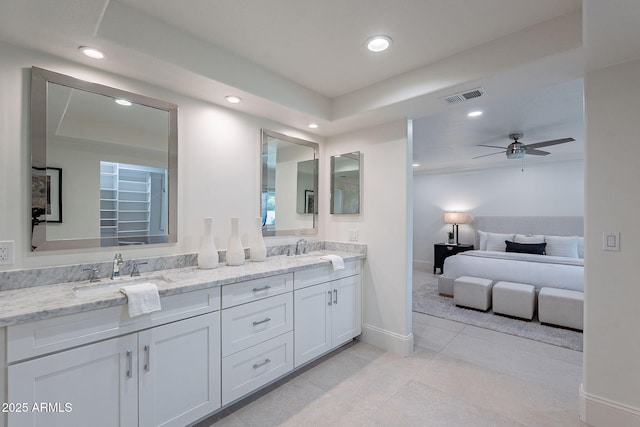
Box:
0, 0, 584, 148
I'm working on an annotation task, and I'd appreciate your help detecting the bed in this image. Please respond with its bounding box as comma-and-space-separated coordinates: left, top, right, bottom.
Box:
438, 216, 584, 296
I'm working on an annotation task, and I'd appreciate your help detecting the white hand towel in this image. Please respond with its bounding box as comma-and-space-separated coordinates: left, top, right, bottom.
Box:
320, 254, 345, 271
120, 282, 161, 317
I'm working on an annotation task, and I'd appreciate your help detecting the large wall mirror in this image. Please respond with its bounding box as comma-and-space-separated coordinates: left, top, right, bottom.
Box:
261, 129, 318, 236
31, 67, 178, 251
330, 151, 361, 214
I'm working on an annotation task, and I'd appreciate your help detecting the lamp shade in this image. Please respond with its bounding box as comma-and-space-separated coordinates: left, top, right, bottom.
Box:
444, 212, 469, 224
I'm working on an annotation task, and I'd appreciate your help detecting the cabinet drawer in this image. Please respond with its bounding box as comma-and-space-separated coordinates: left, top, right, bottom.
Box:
222, 293, 293, 357
221, 331, 293, 406
293, 260, 360, 290
7, 287, 221, 363
221, 273, 292, 309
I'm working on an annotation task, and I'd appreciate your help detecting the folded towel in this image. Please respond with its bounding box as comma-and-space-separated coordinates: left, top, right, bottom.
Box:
120, 282, 161, 317
320, 254, 345, 271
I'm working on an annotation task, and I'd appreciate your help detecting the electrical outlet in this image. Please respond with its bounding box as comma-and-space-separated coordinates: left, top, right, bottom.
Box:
349, 229, 359, 242
0, 240, 15, 265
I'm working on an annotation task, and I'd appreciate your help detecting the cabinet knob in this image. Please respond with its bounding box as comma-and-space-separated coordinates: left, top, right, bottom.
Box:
446, 246, 453, 250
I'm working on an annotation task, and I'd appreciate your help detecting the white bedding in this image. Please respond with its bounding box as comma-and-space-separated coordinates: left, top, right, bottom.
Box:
442, 250, 584, 292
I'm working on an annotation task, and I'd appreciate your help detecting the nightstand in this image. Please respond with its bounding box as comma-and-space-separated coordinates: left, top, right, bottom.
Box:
433, 243, 474, 274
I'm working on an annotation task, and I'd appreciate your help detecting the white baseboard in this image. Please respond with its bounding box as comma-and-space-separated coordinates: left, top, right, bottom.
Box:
360, 323, 414, 356
580, 383, 640, 426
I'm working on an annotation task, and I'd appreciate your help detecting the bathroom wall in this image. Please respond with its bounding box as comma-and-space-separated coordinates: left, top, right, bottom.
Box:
413, 159, 584, 271
0, 41, 323, 270
322, 120, 413, 355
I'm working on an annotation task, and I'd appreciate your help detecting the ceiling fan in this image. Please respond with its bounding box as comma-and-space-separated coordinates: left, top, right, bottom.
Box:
473, 132, 575, 159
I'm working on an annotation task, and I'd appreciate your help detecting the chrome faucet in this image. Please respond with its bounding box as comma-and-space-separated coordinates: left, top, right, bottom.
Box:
295, 239, 308, 255
111, 253, 124, 280
83, 267, 101, 283
130, 261, 148, 277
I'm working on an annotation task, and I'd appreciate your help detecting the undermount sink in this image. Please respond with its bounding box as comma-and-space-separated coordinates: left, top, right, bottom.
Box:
73, 276, 172, 297
286, 252, 324, 259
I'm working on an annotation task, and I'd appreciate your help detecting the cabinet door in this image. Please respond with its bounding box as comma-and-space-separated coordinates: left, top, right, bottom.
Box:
138, 312, 221, 427
8, 334, 138, 427
294, 282, 332, 367
331, 275, 362, 347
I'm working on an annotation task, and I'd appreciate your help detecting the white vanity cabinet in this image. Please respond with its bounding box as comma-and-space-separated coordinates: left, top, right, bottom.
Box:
6, 289, 221, 427
294, 262, 362, 367
220, 273, 294, 406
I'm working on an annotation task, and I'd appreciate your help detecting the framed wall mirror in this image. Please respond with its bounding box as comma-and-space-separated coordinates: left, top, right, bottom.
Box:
261, 129, 318, 236
31, 67, 178, 251
330, 151, 361, 214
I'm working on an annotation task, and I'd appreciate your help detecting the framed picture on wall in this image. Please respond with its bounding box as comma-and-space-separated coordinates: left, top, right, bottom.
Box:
304, 190, 315, 214
31, 168, 62, 223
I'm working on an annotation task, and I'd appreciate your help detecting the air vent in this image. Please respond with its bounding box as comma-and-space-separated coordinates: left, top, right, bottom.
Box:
440, 87, 486, 104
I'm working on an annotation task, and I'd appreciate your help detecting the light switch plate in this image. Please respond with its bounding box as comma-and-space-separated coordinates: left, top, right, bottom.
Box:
603, 232, 620, 251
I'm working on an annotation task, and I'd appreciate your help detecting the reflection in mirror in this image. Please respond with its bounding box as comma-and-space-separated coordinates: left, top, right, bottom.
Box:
261, 129, 318, 236
330, 152, 361, 214
31, 67, 178, 251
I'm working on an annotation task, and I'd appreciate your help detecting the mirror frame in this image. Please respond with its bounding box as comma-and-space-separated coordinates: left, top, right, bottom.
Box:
30, 67, 178, 251
330, 151, 361, 215
260, 129, 318, 237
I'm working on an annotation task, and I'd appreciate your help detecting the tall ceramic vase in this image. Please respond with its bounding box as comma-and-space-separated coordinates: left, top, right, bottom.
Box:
250, 217, 267, 262
226, 217, 245, 266
198, 217, 219, 269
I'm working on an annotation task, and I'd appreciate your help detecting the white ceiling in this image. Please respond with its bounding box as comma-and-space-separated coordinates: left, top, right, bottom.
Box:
0, 0, 591, 170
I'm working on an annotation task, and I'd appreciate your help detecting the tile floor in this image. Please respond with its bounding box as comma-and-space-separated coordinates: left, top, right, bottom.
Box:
199, 313, 585, 426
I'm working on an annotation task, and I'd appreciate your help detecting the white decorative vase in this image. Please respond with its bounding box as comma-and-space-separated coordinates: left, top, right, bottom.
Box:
198, 217, 219, 269
226, 217, 245, 266
250, 217, 267, 262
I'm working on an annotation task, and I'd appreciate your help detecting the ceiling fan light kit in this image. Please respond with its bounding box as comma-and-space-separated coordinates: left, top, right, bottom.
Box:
473, 132, 575, 160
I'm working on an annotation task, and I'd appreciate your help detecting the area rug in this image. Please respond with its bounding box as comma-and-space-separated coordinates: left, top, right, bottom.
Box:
412, 277, 583, 352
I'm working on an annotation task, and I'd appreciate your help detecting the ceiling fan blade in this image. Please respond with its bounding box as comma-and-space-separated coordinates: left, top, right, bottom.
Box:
472, 151, 504, 159
525, 148, 550, 156
525, 137, 575, 149
477, 144, 507, 149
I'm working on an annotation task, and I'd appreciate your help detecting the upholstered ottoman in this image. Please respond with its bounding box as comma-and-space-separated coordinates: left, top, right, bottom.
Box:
492, 281, 536, 320
438, 275, 455, 296
538, 287, 584, 330
454, 276, 493, 311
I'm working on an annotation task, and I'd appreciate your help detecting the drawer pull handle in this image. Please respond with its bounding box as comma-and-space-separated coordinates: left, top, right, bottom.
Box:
334, 289, 338, 304
252, 317, 271, 326
253, 358, 271, 369
252, 285, 272, 293
447, 246, 453, 250
328, 290, 332, 306
126, 350, 133, 378
144, 345, 150, 372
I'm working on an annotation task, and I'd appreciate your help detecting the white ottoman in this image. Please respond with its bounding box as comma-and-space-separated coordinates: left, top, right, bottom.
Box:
492, 281, 536, 320
438, 275, 455, 297
454, 276, 493, 311
538, 287, 584, 330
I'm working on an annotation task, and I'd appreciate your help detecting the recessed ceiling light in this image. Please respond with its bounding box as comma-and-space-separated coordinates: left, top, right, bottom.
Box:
366, 35, 392, 53
308, 123, 318, 129
79, 46, 105, 59
467, 110, 483, 117
115, 99, 132, 106
412, 163, 420, 167
225, 95, 242, 104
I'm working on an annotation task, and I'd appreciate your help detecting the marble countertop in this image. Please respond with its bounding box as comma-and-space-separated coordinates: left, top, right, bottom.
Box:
0, 251, 365, 327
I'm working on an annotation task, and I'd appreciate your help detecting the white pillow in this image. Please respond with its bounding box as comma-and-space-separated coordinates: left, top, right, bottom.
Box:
545, 236, 579, 258
485, 233, 515, 252
514, 234, 545, 244
577, 237, 584, 259
477, 230, 488, 251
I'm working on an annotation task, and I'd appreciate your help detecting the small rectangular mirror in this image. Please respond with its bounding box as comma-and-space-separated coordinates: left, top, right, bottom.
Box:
330, 152, 361, 214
